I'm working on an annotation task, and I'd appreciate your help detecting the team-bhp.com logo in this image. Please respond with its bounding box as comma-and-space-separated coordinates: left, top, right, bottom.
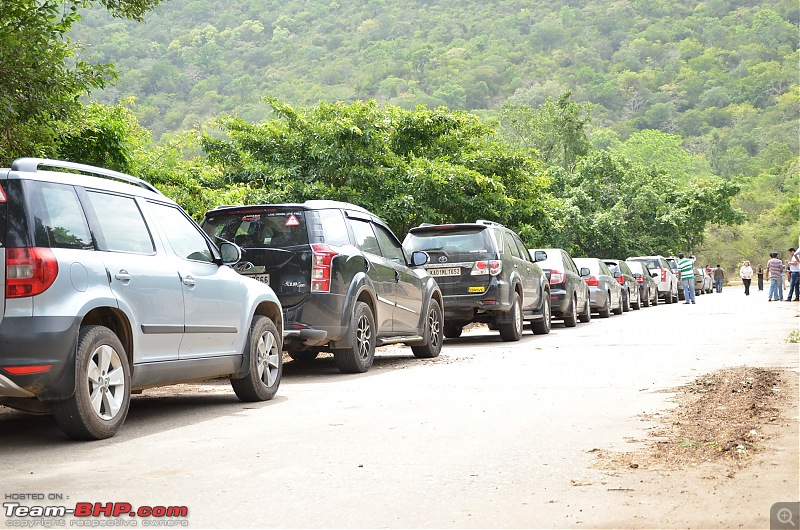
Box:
4, 499, 189, 527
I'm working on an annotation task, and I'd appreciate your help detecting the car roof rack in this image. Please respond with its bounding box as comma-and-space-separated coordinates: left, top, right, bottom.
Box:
476, 219, 503, 227
11, 158, 164, 196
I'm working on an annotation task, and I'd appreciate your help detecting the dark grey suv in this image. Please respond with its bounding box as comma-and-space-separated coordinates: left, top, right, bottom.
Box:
403, 221, 551, 340
0, 159, 284, 439
201, 201, 443, 374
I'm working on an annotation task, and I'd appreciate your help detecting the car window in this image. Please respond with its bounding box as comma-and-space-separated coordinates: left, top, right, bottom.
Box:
510, 233, 530, 262
203, 210, 310, 248
373, 224, 405, 264
349, 218, 382, 256
86, 191, 154, 254
29, 182, 92, 249
149, 202, 214, 262
599, 261, 612, 275
312, 209, 350, 246
505, 234, 522, 259
404, 229, 494, 260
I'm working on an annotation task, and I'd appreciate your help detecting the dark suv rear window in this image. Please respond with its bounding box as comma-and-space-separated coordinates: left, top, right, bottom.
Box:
203, 209, 311, 248
404, 228, 496, 260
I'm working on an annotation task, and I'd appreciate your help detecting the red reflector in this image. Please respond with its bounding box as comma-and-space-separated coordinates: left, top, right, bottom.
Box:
4, 365, 53, 375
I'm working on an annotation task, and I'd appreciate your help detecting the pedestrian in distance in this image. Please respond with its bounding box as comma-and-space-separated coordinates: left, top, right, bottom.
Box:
678, 253, 696, 304
786, 247, 800, 302
767, 252, 784, 301
713, 264, 725, 293
739, 260, 753, 296
757, 264, 764, 291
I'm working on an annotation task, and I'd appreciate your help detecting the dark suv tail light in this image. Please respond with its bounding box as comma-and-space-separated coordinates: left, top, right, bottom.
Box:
470, 260, 502, 276
310, 243, 337, 292
549, 270, 565, 285
585, 275, 599, 286
6, 248, 59, 298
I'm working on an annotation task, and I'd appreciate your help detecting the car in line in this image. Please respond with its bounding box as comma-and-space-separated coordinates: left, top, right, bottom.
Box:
694, 267, 713, 294
625, 259, 659, 307
403, 220, 551, 341
666, 256, 685, 300
201, 201, 444, 374
573, 258, 623, 318
0, 158, 284, 440
530, 248, 591, 326
602, 259, 641, 311
627, 255, 679, 304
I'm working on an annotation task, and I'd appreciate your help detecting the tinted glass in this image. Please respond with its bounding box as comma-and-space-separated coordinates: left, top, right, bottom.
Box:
87, 191, 154, 254
505, 234, 522, 259
149, 203, 214, 262
313, 209, 350, 246
349, 218, 381, 255
374, 224, 405, 263
404, 228, 495, 260
30, 182, 92, 249
203, 210, 310, 249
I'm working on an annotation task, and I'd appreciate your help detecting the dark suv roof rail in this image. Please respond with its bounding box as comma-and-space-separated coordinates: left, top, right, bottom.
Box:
476, 219, 503, 227
11, 158, 164, 196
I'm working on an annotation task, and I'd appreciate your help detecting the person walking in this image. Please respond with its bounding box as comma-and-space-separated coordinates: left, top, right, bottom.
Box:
786, 247, 800, 301
713, 264, 725, 293
757, 264, 764, 291
739, 260, 753, 296
677, 253, 696, 304
767, 252, 784, 301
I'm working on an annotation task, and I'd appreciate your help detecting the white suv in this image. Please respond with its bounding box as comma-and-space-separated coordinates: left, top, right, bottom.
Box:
626, 255, 679, 304
0, 159, 284, 439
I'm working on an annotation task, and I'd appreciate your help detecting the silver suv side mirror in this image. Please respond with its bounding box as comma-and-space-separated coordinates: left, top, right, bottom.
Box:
220, 242, 242, 265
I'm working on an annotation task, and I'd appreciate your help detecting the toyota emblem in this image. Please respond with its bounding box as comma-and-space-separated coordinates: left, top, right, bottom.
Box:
438, 256, 448, 263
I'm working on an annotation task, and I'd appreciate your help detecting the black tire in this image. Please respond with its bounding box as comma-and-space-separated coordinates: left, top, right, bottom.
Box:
498, 292, 523, 341
531, 294, 552, 335
563, 295, 578, 328
578, 297, 591, 323
642, 288, 650, 307
411, 298, 443, 359
333, 301, 376, 373
665, 288, 673, 304
288, 350, 319, 362
52, 325, 131, 440
622, 291, 631, 312
632, 293, 641, 310
652, 290, 658, 306
443, 324, 463, 339
612, 291, 624, 315
598, 295, 611, 318
231, 315, 283, 401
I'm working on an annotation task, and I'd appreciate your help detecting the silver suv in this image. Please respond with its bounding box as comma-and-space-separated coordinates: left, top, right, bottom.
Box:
627, 255, 679, 304
0, 159, 284, 440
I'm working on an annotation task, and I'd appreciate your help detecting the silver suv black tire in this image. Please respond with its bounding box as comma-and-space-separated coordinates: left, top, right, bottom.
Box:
231, 316, 282, 401
52, 326, 131, 440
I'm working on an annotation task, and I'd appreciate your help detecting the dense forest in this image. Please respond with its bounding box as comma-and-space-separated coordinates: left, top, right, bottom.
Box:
2, 0, 798, 269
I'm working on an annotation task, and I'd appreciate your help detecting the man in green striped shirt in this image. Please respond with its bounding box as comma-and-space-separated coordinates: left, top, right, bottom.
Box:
677, 252, 696, 304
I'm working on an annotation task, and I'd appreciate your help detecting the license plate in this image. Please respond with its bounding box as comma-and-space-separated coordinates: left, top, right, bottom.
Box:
428, 267, 461, 277
252, 274, 270, 285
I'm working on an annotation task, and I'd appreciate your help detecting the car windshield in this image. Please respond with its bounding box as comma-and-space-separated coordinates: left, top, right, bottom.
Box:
202, 210, 310, 248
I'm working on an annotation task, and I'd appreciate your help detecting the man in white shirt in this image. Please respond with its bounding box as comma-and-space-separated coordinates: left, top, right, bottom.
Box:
786, 247, 800, 302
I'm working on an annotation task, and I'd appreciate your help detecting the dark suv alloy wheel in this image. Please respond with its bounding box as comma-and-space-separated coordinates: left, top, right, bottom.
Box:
411, 298, 443, 359
333, 302, 376, 373
531, 294, 551, 335
563, 295, 578, 328
498, 292, 523, 342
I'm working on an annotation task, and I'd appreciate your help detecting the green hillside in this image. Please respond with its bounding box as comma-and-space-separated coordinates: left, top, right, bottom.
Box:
72, 0, 797, 180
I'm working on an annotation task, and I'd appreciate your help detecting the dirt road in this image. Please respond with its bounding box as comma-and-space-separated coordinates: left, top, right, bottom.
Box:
1, 289, 798, 528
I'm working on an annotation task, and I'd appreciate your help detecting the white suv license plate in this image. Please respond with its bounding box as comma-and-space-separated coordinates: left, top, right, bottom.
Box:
252, 274, 270, 285
428, 267, 461, 277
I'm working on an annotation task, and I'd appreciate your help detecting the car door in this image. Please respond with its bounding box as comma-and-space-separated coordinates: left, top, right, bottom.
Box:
373, 222, 423, 335
83, 189, 184, 363
564, 251, 587, 310
147, 201, 244, 359
347, 215, 396, 334
507, 231, 538, 311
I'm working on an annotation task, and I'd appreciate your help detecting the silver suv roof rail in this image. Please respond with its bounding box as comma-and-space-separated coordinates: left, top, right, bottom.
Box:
11, 158, 164, 196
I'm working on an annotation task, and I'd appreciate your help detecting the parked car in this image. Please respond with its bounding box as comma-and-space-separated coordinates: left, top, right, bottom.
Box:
403, 220, 551, 340
625, 259, 659, 307
530, 248, 591, 326
602, 259, 641, 311
627, 255, 679, 304
694, 267, 713, 294
201, 201, 444, 374
572, 258, 623, 317
666, 256, 685, 300
0, 158, 284, 440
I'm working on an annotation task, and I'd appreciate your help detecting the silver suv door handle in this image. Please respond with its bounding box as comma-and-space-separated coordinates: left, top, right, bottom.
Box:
115, 270, 132, 282
183, 275, 196, 287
